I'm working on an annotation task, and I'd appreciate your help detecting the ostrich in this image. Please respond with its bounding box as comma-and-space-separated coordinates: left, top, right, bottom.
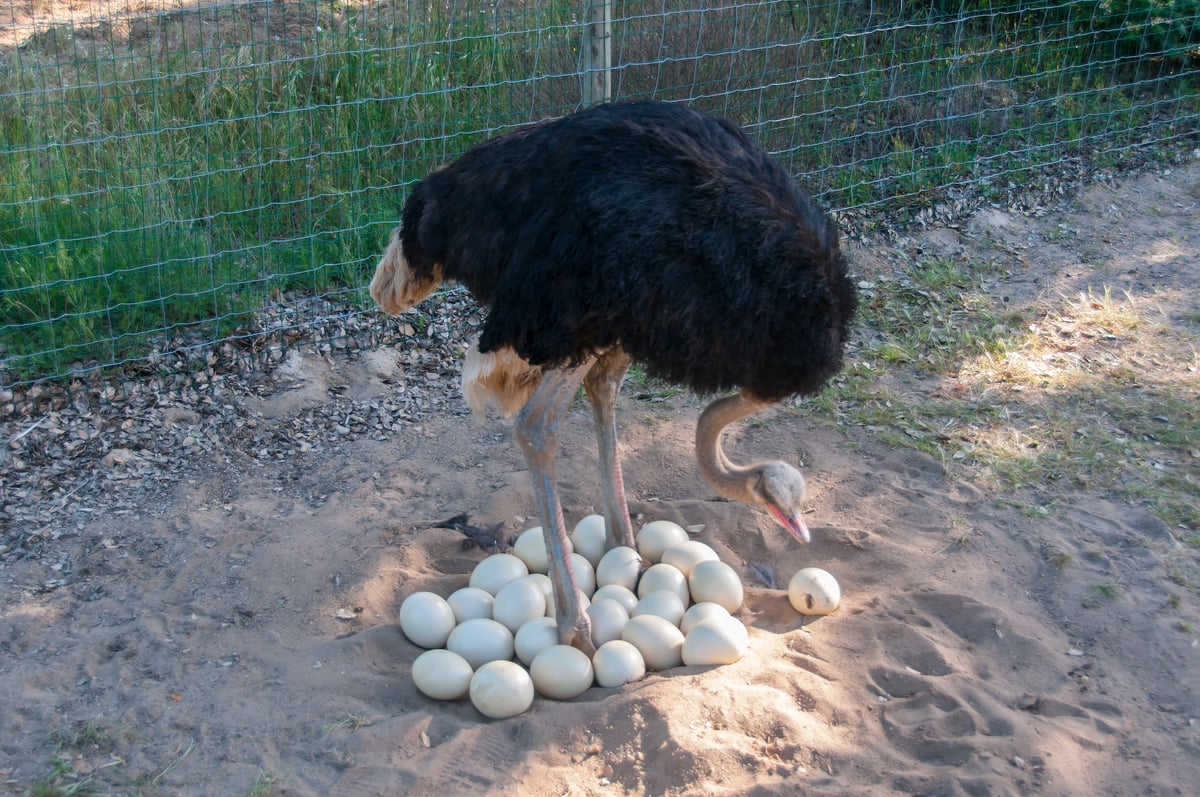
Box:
371, 100, 856, 653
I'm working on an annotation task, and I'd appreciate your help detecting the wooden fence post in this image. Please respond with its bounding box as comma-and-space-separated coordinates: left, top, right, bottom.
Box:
581, 0, 612, 105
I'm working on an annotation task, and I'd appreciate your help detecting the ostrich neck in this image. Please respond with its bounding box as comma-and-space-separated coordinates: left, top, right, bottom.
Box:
695, 392, 770, 503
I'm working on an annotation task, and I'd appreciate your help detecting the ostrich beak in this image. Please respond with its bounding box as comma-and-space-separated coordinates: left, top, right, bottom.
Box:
768, 505, 811, 545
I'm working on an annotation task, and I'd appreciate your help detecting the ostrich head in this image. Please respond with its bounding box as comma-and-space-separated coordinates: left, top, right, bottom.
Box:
752, 460, 811, 544
696, 393, 813, 545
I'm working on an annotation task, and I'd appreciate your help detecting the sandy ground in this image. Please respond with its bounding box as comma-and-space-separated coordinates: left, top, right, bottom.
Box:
2, 162, 1200, 796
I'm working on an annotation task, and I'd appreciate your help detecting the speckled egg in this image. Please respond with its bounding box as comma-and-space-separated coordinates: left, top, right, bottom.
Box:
787, 567, 841, 616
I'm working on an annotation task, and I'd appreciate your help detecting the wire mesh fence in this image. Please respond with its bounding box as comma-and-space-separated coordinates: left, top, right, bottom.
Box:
2, 0, 1198, 392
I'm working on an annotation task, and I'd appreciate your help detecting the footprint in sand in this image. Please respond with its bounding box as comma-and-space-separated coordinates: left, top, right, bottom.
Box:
1017, 694, 1125, 750
868, 592, 1124, 778
877, 683, 979, 766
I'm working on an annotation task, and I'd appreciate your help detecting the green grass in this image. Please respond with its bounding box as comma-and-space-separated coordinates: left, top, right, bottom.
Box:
246, 770, 280, 797
2, 0, 1198, 382
809, 255, 1200, 554
1, 1, 580, 380
27, 720, 127, 796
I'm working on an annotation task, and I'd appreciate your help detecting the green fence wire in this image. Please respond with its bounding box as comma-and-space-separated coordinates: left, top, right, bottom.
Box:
2, 0, 1198, 390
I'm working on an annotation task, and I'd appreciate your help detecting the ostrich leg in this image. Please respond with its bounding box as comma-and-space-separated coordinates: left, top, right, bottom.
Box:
514, 362, 596, 653
583, 348, 637, 550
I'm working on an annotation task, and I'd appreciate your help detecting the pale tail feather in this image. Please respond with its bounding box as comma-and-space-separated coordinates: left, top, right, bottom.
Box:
462, 344, 542, 417
369, 229, 442, 315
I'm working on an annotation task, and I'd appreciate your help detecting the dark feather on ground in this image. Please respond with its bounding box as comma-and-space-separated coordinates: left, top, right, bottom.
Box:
747, 561, 778, 589
427, 513, 512, 553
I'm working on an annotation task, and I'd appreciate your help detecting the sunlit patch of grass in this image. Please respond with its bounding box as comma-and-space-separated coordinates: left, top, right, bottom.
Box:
961, 287, 1177, 391
951, 288, 1200, 527
816, 257, 1200, 540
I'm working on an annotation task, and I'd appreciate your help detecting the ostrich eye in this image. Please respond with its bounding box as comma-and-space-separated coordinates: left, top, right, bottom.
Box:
753, 471, 771, 501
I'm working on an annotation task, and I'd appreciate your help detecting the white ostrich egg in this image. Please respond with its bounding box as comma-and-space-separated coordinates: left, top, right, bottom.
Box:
513, 526, 571, 574
492, 577, 548, 633
636, 562, 690, 604
446, 587, 495, 624
631, 590, 687, 628
469, 660, 535, 719
526, 573, 553, 609
592, 584, 639, 615
530, 644, 595, 700
621, 614, 685, 671
469, 553, 529, 595
660, 540, 720, 578
398, 591, 457, 649
587, 598, 631, 648
446, 618, 515, 669
571, 514, 609, 567
412, 649, 474, 701
635, 520, 689, 563
595, 546, 642, 591
688, 559, 744, 613
682, 615, 749, 666
570, 552, 597, 597
593, 640, 647, 688
681, 602, 733, 635
514, 616, 561, 666
787, 567, 841, 616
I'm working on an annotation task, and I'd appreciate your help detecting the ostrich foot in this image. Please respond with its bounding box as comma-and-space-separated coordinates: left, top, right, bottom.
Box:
563, 611, 596, 657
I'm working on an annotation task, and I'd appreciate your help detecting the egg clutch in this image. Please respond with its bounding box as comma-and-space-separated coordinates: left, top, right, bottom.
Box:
398, 516, 840, 719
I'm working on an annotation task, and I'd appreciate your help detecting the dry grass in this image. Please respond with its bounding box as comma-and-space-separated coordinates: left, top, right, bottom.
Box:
813, 260, 1200, 552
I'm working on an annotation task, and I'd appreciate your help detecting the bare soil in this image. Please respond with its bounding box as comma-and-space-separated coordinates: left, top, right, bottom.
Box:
2, 159, 1198, 795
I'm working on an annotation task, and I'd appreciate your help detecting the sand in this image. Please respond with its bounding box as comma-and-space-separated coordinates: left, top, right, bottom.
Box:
2, 163, 1198, 795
